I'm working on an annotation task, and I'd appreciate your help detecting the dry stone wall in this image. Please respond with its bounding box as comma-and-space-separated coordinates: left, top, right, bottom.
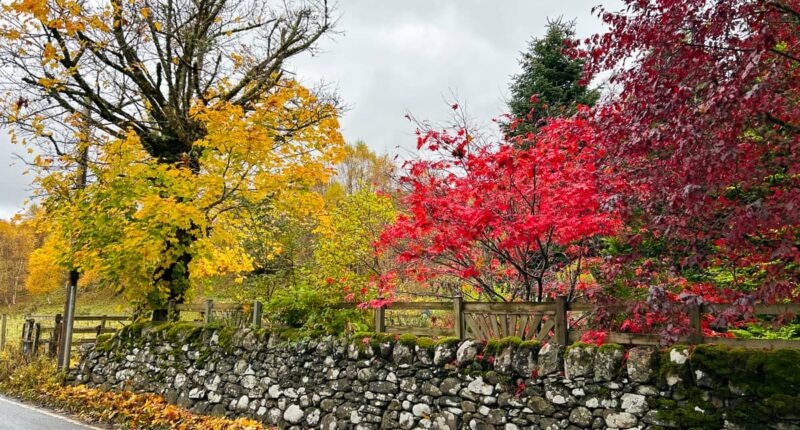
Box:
71, 323, 800, 429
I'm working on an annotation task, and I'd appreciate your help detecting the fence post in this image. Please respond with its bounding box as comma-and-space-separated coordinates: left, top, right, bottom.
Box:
252, 300, 263, 329
374, 299, 386, 333
453, 295, 465, 340
167, 300, 176, 321
0, 314, 6, 352
32, 322, 41, 356
21, 318, 33, 356
554, 296, 568, 346
689, 303, 703, 345
96, 315, 108, 338
50, 314, 62, 358
58, 282, 77, 371
204, 299, 214, 324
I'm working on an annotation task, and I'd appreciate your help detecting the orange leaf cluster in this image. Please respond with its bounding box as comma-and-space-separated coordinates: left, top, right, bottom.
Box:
48, 384, 267, 430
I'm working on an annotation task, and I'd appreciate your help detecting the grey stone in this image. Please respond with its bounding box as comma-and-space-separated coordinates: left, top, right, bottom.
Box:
412, 403, 431, 417
434, 344, 457, 366
512, 346, 536, 377
605, 412, 638, 428
537, 343, 564, 375
467, 377, 494, 396
593, 347, 624, 382
564, 345, 595, 378
399, 411, 415, 429
393, 343, 415, 365
626, 347, 657, 383
234, 395, 249, 411
526, 396, 555, 415
569, 406, 593, 427
456, 340, 480, 364
283, 404, 304, 424
241, 374, 257, 389
493, 347, 514, 375
440, 377, 462, 396
620, 393, 648, 414
370, 381, 399, 394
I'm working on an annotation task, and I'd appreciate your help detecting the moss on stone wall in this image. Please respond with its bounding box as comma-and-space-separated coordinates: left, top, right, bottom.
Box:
76, 324, 800, 430
690, 344, 800, 397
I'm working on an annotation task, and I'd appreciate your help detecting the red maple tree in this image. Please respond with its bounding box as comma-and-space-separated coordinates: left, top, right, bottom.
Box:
586, 0, 800, 307
378, 113, 621, 302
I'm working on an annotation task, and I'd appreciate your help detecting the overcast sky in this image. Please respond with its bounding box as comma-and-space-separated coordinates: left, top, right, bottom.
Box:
0, 0, 622, 219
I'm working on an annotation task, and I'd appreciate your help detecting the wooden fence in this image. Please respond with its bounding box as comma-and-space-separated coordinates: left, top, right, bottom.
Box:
353, 297, 800, 349
164, 300, 259, 327
18, 314, 131, 358
9, 300, 257, 359
9, 298, 797, 361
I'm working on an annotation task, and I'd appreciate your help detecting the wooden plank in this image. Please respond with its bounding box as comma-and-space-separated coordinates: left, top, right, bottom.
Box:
464, 310, 555, 317
375, 304, 386, 332
515, 314, 528, 339
554, 296, 568, 345
464, 314, 482, 339
688, 304, 702, 344
507, 314, 517, 339
72, 327, 117, 334
174, 304, 207, 312
536, 318, 555, 342
568, 303, 627, 312
453, 296, 465, 340
480, 314, 495, 339
463, 302, 556, 313
213, 303, 245, 312
73, 315, 131, 322
385, 326, 453, 337
528, 313, 544, 341
388, 302, 453, 311
472, 314, 491, 340
706, 303, 800, 315
567, 330, 665, 346
702, 337, 800, 349
0, 314, 6, 351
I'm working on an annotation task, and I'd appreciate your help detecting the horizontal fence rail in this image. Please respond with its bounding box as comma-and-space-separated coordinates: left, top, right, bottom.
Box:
17, 314, 133, 359
337, 298, 800, 349
18, 298, 797, 362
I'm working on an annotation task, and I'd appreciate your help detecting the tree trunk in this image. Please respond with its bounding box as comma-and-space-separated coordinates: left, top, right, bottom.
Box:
151, 226, 195, 321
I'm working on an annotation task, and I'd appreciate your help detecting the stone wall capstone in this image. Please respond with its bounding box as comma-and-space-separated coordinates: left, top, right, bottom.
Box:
71, 324, 800, 429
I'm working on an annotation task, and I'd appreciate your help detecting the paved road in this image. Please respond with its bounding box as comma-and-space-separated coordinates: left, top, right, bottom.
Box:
0, 395, 100, 430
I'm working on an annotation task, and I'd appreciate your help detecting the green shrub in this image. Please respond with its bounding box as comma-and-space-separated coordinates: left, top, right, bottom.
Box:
265, 281, 369, 334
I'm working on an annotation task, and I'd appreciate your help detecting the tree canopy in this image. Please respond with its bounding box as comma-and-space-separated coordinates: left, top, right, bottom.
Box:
0, 0, 343, 308
506, 18, 599, 136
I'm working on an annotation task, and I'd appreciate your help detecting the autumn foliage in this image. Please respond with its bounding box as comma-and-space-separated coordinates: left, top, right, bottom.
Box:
0, 350, 263, 430
584, 0, 800, 311
379, 0, 799, 337
379, 113, 620, 302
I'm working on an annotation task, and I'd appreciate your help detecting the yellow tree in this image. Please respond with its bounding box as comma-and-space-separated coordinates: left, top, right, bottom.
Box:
0, 0, 341, 313
0, 220, 39, 305
330, 141, 395, 196
315, 187, 396, 301
34, 82, 343, 308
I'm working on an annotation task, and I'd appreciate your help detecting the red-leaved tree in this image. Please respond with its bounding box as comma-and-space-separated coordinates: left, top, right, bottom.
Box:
586, 0, 800, 311
378, 113, 621, 302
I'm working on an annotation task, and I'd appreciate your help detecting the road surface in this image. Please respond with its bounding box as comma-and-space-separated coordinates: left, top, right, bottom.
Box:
0, 395, 101, 430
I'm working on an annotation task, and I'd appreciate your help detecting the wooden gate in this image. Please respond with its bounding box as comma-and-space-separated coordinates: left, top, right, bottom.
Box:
462, 301, 558, 342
